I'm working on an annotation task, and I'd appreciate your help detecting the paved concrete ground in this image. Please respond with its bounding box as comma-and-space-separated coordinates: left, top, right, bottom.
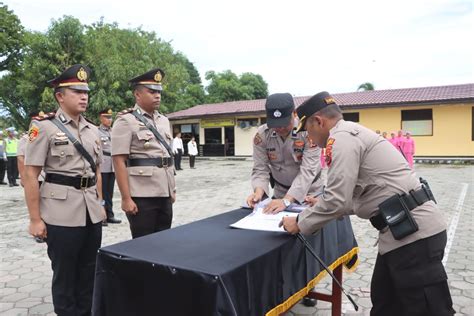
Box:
0, 160, 473, 315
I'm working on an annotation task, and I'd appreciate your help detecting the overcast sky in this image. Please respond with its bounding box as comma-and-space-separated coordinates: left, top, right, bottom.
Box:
5, 0, 473, 96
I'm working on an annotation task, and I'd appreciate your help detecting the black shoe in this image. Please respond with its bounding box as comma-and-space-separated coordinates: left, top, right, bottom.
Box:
13, 183, 19, 186
107, 217, 122, 224
102, 221, 108, 227
0, 182, 7, 185
302, 296, 317, 307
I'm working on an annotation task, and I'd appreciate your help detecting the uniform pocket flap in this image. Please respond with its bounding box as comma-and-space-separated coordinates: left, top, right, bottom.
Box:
129, 167, 154, 176
41, 186, 68, 200
51, 145, 74, 157
136, 130, 154, 141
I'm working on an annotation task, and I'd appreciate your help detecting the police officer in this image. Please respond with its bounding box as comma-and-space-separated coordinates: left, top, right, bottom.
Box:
111, 68, 176, 239
23, 64, 105, 316
247, 93, 323, 214
281, 91, 454, 316
5, 127, 19, 186
98, 108, 121, 225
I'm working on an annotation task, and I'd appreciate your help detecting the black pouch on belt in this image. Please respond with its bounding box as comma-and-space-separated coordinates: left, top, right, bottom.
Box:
378, 194, 419, 240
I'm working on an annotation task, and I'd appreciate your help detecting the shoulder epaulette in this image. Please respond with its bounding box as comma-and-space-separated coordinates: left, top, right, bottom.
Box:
118, 108, 134, 115
32, 112, 55, 121
84, 117, 98, 126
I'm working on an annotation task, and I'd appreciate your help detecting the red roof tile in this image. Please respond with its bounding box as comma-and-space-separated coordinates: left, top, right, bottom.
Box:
168, 83, 474, 120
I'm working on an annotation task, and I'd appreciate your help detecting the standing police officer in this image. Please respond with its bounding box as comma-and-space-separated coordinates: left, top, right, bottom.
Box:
247, 93, 323, 214
112, 68, 176, 239
23, 64, 105, 316
281, 91, 454, 316
98, 108, 121, 225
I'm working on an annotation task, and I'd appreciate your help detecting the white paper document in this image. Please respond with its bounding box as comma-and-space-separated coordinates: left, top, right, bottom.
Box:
231, 199, 298, 232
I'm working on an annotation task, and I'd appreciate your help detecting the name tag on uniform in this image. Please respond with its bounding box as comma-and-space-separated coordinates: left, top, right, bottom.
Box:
54, 140, 69, 146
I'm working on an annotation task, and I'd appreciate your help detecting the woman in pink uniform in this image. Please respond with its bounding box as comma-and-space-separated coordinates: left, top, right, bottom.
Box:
389, 132, 398, 148
402, 131, 415, 168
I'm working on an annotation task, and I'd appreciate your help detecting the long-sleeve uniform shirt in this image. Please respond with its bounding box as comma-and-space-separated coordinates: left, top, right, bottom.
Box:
251, 124, 323, 203
298, 120, 446, 254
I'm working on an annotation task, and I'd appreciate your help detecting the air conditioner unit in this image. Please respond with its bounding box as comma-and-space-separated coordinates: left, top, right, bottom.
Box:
239, 121, 250, 129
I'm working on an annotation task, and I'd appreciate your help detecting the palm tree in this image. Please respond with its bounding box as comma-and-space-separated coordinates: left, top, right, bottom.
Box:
357, 82, 375, 91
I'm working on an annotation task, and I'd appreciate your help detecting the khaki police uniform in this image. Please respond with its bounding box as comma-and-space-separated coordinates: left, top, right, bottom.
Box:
17, 134, 45, 182
98, 116, 120, 223
26, 107, 104, 226
252, 124, 323, 202
24, 64, 103, 316
111, 67, 175, 239
295, 91, 454, 316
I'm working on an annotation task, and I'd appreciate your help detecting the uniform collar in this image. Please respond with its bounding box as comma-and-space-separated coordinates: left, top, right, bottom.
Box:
134, 104, 160, 119
329, 118, 344, 135
56, 108, 91, 130
99, 124, 110, 131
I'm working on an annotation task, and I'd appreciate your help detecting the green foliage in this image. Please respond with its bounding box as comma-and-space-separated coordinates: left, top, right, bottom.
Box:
0, 12, 269, 129
205, 70, 268, 103
357, 82, 375, 91
0, 3, 25, 72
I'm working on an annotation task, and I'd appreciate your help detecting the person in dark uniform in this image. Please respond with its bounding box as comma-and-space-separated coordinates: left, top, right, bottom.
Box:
98, 108, 121, 226
111, 68, 176, 239
282, 91, 455, 316
23, 64, 105, 316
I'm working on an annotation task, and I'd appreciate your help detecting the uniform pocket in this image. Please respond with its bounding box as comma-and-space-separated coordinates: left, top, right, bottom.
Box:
128, 167, 153, 176
136, 130, 154, 141
40, 185, 68, 200
51, 145, 75, 166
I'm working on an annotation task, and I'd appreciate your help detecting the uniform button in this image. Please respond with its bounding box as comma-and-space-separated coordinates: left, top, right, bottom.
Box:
60, 151, 65, 156
139, 170, 144, 174
50, 192, 54, 197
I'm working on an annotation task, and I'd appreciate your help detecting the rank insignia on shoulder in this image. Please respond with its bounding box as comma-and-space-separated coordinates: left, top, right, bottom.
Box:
325, 138, 335, 167
28, 125, 40, 142
254, 133, 263, 145
33, 112, 55, 121
119, 108, 134, 115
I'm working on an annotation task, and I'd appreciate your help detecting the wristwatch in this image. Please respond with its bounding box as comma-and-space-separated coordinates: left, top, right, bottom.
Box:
100, 200, 106, 207
282, 199, 291, 207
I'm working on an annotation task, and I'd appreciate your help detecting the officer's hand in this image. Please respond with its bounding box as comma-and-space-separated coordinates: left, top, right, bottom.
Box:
279, 216, 300, 234
122, 198, 138, 215
264, 199, 286, 214
304, 196, 319, 207
29, 219, 47, 240
171, 192, 176, 204
246, 190, 264, 208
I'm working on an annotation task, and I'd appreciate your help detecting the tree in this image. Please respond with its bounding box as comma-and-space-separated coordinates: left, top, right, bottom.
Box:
0, 3, 25, 72
205, 70, 268, 103
0, 15, 206, 128
357, 82, 375, 91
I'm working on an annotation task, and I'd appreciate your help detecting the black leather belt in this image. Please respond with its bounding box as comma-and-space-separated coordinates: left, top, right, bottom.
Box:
127, 157, 173, 168
103, 151, 111, 156
370, 186, 432, 231
45, 173, 96, 190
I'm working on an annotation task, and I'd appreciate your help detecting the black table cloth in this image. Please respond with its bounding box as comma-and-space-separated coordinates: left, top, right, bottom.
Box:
92, 208, 358, 316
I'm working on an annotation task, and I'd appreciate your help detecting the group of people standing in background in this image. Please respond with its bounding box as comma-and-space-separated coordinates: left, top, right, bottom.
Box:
376, 129, 416, 168
172, 133, 198, 170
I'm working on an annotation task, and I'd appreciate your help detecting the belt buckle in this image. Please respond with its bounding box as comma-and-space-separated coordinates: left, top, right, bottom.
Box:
162, 156, 168, 168
80, 177, 89, 190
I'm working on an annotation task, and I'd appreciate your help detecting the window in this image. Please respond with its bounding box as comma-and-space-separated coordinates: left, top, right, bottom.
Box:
343, 112, 359, 122
204, 128, 222, 144
401, 109, 433, 136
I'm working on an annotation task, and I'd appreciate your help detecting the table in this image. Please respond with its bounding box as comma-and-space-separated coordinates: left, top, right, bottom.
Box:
92, 208, 358, 316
